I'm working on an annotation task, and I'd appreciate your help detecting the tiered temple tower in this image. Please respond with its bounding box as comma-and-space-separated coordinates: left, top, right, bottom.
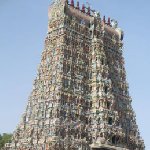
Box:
7, 0, 145, 149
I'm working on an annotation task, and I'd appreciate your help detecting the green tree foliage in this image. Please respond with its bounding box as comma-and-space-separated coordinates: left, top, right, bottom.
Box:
0, 133, 12, 149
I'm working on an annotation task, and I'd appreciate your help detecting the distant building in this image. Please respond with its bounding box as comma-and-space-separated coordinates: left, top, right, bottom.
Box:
7, 0, 145, 149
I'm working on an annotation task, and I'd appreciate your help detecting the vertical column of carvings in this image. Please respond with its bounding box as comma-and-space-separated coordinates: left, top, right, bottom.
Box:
10, 2, 67, 150
89, 18, 124, 148
41, 46, 64, 150
60, 12, 92, 149
35, 2, 67, 149
103, 27, 144, 149
99, 32, 123, 147
90, 38, 115, 146
103, 33, 123, 148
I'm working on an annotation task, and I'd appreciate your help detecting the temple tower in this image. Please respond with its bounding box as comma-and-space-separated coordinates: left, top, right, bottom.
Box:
7, 0, 144, 149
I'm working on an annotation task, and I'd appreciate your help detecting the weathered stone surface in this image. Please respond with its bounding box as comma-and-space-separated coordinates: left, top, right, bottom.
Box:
6, 0, 145, 149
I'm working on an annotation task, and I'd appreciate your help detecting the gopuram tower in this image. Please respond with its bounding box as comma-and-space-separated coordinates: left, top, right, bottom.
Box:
6, 0, 145, 149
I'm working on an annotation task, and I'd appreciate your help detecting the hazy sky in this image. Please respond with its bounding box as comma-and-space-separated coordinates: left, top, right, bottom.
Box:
0, 0, 149, 149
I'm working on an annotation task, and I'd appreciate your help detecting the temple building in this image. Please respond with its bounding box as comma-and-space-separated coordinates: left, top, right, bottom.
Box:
6, 0, 145, 149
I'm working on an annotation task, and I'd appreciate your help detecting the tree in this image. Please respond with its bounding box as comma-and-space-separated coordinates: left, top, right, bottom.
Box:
0, 133, 12, 149
0, 134, 3, 148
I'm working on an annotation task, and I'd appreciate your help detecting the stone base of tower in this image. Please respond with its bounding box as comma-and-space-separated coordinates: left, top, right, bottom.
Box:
90, 143, 129, 150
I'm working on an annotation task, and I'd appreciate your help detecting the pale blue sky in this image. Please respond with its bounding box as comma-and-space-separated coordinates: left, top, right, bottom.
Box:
0, 0, 149, 149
